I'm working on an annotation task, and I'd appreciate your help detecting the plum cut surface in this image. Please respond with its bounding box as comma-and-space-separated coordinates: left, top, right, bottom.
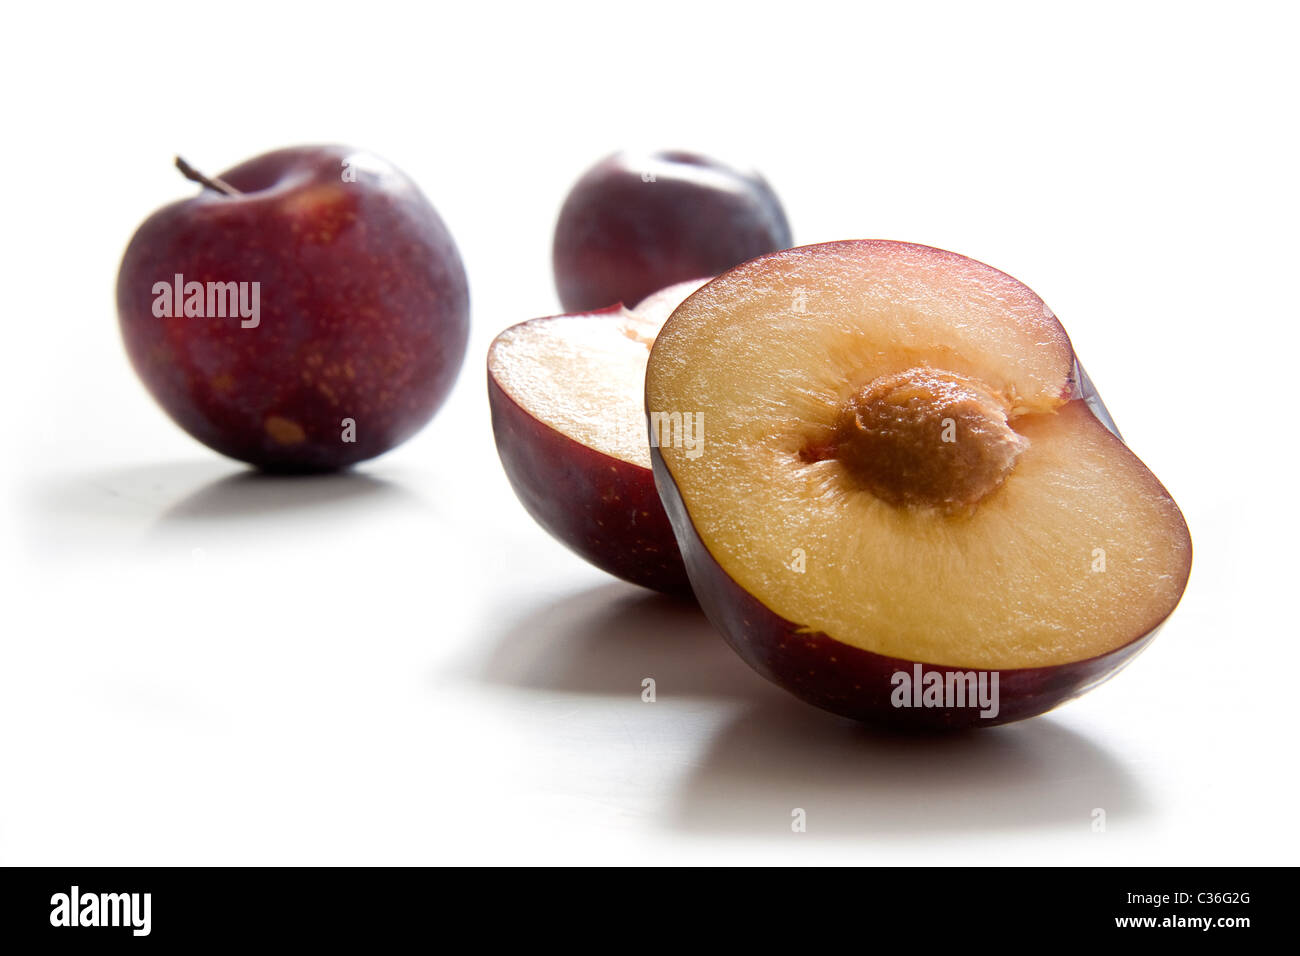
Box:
488, 280, 704, 468
647, 240, 1191, 673
490, 309, 659, 468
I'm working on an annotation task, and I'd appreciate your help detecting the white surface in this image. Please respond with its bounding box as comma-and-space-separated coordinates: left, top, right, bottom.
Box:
2, 0, 1297, 865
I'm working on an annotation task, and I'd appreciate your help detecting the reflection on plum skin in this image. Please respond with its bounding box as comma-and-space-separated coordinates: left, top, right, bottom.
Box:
479, 582, 773, 700
671, 700, 1149, 838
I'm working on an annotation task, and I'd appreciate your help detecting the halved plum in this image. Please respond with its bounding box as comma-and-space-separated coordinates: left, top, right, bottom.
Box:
488, 280, 707, 595
646, 241, 1191, 727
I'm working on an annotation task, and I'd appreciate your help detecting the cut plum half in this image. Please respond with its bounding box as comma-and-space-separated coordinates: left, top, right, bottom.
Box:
488, 279, 707, 595
646, 241, 1191, 727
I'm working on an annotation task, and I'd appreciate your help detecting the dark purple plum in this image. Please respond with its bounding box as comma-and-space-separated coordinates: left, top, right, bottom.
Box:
116, 145, 469, 471
552, 150, 791, 312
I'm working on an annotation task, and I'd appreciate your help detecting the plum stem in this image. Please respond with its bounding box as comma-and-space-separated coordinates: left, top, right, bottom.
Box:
174, 156, 241, 197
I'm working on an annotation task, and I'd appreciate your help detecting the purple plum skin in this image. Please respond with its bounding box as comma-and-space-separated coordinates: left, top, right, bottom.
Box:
116, 145, 469, 472
553, 150, 792, 313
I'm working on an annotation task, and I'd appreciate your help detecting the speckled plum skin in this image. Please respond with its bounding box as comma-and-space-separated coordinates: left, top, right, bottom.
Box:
649, 362, 1178, 729
552, 151, 792, 313
116, 145, 469, 471
488, 351, 691, 596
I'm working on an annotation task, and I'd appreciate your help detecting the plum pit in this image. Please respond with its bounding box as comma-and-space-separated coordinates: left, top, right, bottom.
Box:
830, 367, 1026, 513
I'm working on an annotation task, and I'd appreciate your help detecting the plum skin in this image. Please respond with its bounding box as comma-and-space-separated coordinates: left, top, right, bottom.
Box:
116, 145, 469, 472
553, 150, 792, 313
488, 350, 692, 596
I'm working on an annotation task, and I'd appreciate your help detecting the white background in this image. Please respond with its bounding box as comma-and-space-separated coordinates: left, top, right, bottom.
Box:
3, 1, 1297, 865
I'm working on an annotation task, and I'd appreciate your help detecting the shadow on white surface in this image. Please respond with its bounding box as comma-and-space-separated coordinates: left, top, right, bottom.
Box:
29, 460, 236, 516
478, 581, 1148, 839
156, 468, 407, 524
670, 697, 1148, 839
24, 460, 419, 562
479, 582, 771, 699
29, 460, 405, 524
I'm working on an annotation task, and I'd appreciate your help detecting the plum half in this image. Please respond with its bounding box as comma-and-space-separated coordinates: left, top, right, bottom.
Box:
646, 240, 1191, 728
488, 280, 706, 595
